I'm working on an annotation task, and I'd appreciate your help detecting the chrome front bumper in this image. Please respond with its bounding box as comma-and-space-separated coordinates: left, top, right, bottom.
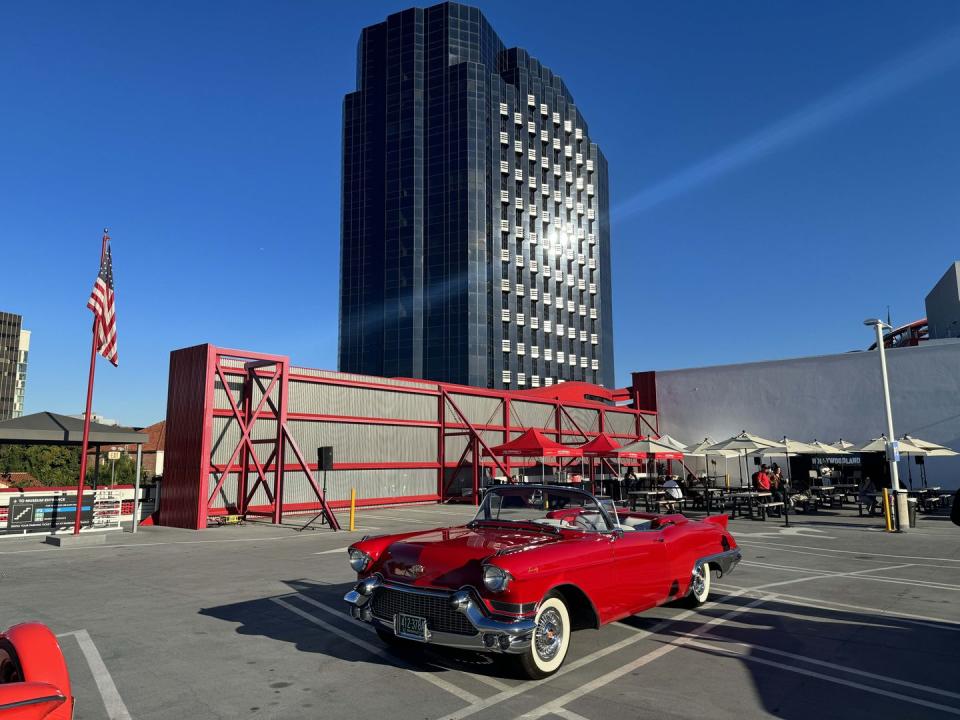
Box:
344, 576, 536, 654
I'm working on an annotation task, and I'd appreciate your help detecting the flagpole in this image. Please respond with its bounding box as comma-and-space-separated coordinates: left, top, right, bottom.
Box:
73, 231, 109, 535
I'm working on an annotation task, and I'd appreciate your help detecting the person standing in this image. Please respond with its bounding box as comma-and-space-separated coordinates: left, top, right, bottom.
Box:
754, 464, 772, 491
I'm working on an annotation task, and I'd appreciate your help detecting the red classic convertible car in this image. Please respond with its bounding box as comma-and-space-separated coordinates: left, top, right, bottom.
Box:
345, 484, 740, 678
0, 623, 73, 719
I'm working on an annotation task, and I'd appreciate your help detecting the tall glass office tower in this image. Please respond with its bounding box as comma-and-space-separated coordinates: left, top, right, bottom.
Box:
339, 1, 614, 389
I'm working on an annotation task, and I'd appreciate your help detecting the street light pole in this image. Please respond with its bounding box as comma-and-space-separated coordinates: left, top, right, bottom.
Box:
865, 319, 909, 532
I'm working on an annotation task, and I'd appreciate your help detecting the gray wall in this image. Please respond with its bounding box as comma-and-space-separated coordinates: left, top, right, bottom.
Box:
926, 262, 960, 340
654, 341, 960, 489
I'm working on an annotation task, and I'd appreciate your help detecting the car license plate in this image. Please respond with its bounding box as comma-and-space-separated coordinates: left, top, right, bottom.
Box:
395, 613, 428, 641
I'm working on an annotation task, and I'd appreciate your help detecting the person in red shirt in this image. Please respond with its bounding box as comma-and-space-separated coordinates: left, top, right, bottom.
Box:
754, 464, 772, 491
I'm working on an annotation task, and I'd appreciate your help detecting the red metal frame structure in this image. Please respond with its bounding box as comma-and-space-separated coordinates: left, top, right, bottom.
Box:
162, 344, 658, 529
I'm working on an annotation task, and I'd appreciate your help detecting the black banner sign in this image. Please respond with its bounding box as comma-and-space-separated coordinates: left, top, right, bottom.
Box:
4, 494, 94, 534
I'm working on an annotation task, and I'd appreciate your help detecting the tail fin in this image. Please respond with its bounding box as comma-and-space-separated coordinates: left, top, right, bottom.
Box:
704, 514, 729, 530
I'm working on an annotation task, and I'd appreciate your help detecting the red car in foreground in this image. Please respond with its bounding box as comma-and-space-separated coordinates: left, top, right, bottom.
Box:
345, 485, 740, 678
0, 623, 73, 719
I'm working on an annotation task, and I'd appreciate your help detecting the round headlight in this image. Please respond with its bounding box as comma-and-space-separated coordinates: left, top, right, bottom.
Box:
349, 548, 372, 573
482, 565, 511, 593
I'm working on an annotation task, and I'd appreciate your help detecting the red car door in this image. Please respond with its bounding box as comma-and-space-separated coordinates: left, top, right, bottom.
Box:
611, 529, 669, 616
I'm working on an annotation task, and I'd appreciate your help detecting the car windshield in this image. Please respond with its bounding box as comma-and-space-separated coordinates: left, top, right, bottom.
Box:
472, 486, 614, 533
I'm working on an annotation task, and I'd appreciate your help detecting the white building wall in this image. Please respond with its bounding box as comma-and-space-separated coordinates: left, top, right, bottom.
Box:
654, 340, 960, 489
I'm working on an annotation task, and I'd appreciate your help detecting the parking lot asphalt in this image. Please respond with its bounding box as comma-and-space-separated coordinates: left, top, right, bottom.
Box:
2, 504, 959, 720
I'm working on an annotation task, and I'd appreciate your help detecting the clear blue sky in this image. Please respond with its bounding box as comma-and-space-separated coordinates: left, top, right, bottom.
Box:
2, 1, 959, 426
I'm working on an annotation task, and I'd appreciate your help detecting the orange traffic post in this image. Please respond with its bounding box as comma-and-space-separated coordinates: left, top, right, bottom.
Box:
349, 488, 356, 531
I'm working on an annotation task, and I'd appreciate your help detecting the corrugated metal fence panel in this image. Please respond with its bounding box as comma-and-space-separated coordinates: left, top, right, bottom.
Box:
291, 367, 437, 391
444, 434, 468, 461
564, 407, 600, 434
320, 469, 436, 503
162, 344, 210, 529
284, 420, 437, 463
250, 375, 280, 411
606, 411, 637, 436
207, 472, 239, 510
209, 417, 279, 465
213, 378, 244, 413
511, 401, 555, 429
210, 417, 240, 465
444, 394, 503, 425
287, 380, 436, 421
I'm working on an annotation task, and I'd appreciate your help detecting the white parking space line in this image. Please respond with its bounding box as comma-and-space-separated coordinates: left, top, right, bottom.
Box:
272, 597, 483, 705
435, 588, 766, 720
397, 508, 479, 517
683, 638, 960, 716
734, 564, 908, 593
358, 514, 438, 524
0, 533, 323, 554
690, 631, 960, 701
314, 547, 350, 555
738, 541, 960, 569
516, 596, 772, 720
290, 593, 512, 692
552, 709, 593, 720
714, 583, 960, 633
58, 630, 133, 720
736, 541, 960, 564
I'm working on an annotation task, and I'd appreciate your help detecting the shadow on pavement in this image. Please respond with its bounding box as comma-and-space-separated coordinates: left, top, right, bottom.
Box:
631, 594, 960, 719
199, 578, 519, 681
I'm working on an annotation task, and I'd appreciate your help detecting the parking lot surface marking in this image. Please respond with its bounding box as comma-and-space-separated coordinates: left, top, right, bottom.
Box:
271, 596, 484, 705
516, 596, 772, 720
57, 630, 132, 720
683, 638, 960, 716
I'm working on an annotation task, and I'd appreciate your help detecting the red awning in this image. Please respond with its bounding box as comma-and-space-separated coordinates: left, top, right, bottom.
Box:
489, 428, 583, 458
577, 433, 622, 457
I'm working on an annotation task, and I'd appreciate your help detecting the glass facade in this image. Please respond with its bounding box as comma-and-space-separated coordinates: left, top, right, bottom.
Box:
339, 1, 614, 389
0, 312, 28, 420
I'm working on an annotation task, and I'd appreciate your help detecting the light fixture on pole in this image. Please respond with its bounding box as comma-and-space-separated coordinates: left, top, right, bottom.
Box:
863, 318, 909, 531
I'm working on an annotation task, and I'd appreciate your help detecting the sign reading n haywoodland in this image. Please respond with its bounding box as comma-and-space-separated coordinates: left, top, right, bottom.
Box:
4, 494, 95, 534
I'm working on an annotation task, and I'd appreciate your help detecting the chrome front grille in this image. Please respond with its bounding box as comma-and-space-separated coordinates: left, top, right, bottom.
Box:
370, 586, 477, 636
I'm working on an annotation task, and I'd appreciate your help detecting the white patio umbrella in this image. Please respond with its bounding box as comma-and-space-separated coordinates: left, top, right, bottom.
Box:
685, 437, 739, 484
831, 439, 856, 451
808, 439, 851, 454
654, 434, 688, 452
900, 435, 956, 488
707, 431, 779, 487
653, 434, 688, 478
853, 436, 928, 490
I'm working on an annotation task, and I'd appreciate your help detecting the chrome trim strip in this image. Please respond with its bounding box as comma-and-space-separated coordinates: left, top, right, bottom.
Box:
344, 578, 536, 654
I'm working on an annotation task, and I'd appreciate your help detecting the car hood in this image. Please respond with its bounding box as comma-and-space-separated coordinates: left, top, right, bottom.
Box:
378, 524, 558, 589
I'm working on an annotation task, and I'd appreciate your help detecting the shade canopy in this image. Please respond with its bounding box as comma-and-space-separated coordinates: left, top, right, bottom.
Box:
489, 428, 583, 458
616, 437, 684, 460
854, 436, 927, 455
760, 438, 823, 456
707, 431, 779, 452
808, 439, 851, 455
0, 412, 146, 446
831, 439, 856, 450
684, 438, 740, 458
900, 435, 959, 458
577, 433, 622, 457
652, 434, 688, 452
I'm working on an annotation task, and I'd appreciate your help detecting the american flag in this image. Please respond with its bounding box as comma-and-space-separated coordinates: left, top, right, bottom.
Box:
87, 234, 119, 366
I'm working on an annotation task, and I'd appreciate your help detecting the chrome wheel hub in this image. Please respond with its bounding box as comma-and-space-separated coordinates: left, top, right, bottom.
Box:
535, 608, 563, 661
692, 565, 705, 597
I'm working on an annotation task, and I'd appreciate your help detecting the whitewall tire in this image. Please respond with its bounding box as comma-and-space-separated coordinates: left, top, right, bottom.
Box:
683, 562, 711, 607
510, 595, 571, 679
